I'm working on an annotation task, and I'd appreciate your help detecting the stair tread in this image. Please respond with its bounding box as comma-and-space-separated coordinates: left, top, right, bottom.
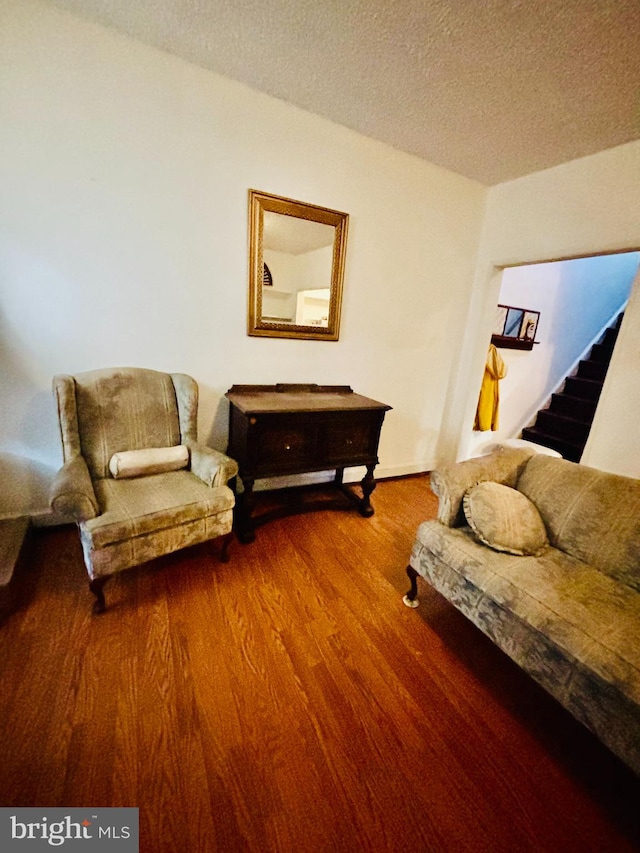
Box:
554, 393, 597, 402
567, 375, 602, 385
521, 427, 583, 451
551, 396, 597, 411
539, 410, 589, 425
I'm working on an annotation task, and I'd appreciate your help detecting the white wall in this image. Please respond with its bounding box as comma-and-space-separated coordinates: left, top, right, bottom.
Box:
451, 141, 640, 477
0, 0, 486, 515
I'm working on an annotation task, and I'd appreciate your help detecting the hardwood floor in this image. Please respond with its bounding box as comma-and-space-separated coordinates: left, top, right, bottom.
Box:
1, 475, 639, 852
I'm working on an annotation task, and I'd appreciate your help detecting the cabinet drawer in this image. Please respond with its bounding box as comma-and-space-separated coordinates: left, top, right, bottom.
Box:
257, 427, 316, 470
325, 421, 372, 462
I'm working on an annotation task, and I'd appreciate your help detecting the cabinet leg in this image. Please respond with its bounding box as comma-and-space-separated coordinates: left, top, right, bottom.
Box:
219, 531, 234, 562
236, 477, 256, 544
359, 463, 377, 517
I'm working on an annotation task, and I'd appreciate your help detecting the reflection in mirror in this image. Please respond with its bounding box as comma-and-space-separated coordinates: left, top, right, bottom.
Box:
248, 190, 349, 340
262, 213, 334, 326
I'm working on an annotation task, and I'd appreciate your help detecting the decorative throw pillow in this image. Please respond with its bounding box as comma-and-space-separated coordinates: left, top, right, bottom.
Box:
463, 481, 548, 556
109, 445, 189, 479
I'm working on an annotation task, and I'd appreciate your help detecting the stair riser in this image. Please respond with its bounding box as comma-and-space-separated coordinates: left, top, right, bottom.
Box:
549, 395, 597, 422
520, 428, 583, 462
577, 360, 607, 382
589, 342, 614, 363
535, 411, 590, 444
603, 327, 619, 348
564, 377, 602, 401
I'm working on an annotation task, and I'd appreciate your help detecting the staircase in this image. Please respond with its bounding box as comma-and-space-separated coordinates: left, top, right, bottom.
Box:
521, 314, 622, 462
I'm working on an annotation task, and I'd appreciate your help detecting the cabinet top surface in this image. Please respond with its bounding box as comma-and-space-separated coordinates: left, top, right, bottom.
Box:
226, 384, 391, 415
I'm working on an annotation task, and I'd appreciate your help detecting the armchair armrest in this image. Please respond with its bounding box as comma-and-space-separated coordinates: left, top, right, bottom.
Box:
50, 456, 99, 521
431, 447, 536, 527
188, 442, 239, 488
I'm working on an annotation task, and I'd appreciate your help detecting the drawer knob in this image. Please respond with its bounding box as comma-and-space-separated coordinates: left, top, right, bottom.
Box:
285, 444, 291, 451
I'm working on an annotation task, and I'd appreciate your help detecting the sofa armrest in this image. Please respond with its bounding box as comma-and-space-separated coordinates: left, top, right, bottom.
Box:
188, 442, 239, 488
431, 447, 536, 527
50, 456, 99, 521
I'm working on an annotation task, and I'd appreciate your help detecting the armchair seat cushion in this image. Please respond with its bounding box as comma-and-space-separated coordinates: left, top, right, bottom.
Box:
84, 471, 234, 550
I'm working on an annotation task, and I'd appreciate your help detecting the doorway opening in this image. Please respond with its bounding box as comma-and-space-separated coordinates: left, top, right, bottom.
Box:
469, 250, 640, 460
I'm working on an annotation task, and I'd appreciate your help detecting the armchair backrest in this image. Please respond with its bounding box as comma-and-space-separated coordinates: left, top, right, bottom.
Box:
53, 367, 199, 480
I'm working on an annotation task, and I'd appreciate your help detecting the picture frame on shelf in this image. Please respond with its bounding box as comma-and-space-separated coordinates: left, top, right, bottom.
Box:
491, 303, 540, 351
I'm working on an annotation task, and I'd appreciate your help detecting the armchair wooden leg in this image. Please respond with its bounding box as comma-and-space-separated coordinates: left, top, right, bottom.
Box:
403, 565, 420, 608
89, 576, 109, 614
219, 531, 234, 563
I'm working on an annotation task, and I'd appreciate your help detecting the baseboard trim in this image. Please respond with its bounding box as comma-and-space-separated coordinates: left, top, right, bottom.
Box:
247, 462, 432, 492
19, 465, 434, 525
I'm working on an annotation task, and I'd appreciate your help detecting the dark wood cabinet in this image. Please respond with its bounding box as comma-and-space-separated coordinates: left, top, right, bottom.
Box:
226, 384, 391, 542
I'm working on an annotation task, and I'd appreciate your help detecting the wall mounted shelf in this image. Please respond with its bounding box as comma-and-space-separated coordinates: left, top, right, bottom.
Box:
492, 303, 540, 350
491, 334, 537, 351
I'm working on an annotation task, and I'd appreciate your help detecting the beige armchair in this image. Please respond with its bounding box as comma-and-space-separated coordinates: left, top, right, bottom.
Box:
50, 367, 238, 612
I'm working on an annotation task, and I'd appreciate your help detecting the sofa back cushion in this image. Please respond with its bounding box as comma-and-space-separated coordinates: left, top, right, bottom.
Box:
431, 447, 536, 528
517, 455, 640, 588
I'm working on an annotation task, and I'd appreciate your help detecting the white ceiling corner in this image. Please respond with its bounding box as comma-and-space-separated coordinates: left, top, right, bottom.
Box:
42, 0, 640, 185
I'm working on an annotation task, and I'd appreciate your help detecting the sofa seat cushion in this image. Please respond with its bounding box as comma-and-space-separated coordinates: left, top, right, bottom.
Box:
411, 521, 640, 710
82, 470, 235, 550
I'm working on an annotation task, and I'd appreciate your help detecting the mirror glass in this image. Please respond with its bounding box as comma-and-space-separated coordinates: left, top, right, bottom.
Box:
248, 190, 349, 340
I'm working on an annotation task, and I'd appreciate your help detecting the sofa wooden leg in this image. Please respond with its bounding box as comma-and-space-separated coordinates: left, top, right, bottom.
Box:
403, 565, 420, 608
219, 531, 234, 563
89, 576, 109, 614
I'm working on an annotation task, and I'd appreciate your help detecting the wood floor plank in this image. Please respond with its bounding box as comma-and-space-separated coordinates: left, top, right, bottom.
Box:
1, 475, 639, 852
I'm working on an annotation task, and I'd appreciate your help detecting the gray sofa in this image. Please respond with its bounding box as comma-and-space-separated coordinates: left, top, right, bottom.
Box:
404, 447, 640, 774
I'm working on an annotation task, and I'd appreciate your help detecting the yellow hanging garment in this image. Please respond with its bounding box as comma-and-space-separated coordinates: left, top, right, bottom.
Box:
474, 344, 507, 431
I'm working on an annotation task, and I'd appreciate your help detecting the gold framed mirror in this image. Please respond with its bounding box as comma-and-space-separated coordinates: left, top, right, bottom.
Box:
248, 190, 349, 340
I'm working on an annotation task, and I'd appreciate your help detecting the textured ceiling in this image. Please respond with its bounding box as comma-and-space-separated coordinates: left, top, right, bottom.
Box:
44, 0, 640, 184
